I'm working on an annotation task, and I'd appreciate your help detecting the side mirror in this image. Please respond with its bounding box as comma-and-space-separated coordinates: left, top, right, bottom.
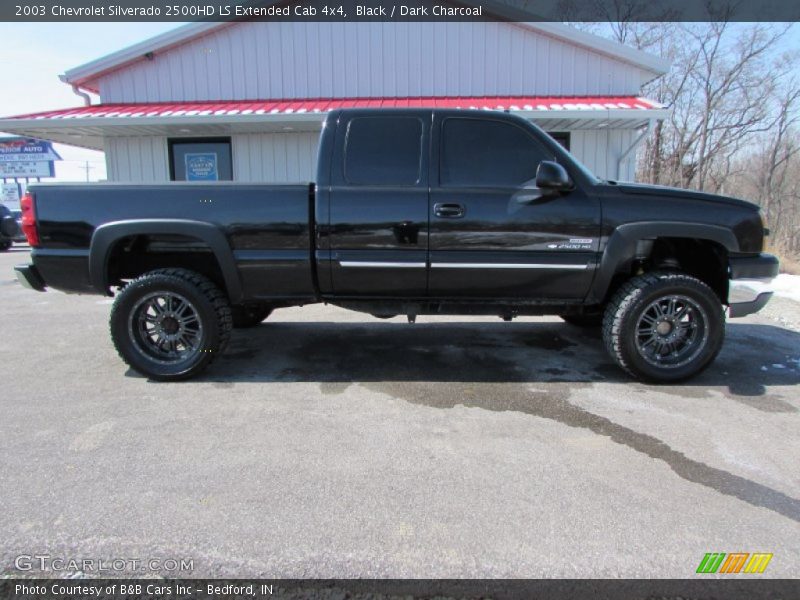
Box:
535, 161, 573, 192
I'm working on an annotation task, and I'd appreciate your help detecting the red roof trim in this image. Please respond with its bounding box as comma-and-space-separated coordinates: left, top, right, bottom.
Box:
5, 96, 663, 121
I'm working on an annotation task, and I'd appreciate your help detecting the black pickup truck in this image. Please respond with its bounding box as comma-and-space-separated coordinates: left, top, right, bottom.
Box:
15, 108, 778, 382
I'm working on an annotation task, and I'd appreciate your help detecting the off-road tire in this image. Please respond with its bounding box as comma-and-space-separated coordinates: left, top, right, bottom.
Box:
602, 272, 725, 383
560, 313, 603, 327
231, 304, 273, 328
110, 268, 232, 381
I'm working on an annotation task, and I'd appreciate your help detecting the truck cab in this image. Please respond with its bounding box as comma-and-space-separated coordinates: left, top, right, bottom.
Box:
315, 109, 601, 303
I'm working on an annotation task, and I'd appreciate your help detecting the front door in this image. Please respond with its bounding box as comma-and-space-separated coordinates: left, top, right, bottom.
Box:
327, 112, 430, 296
428, 115, 601, 299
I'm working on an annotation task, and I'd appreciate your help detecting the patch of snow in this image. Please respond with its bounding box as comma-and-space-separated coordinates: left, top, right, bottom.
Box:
772, 274, 800, 303
771, 363, 786, 369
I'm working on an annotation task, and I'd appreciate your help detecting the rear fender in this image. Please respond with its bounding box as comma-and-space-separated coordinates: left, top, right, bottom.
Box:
89, 219, 243, 303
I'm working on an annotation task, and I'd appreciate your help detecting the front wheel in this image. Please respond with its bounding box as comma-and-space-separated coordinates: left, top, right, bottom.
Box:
602, 272, 724, 383
110, 268, 232, 381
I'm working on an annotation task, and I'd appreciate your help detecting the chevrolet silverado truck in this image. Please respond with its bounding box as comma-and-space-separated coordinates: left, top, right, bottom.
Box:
15, 108, 778, 382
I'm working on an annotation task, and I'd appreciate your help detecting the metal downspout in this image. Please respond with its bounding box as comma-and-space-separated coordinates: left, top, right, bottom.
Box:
617, 118, 655, 180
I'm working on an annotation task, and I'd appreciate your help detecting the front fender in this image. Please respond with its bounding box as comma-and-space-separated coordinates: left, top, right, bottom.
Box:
89, 219, 243, 303
586, 221, 739, 304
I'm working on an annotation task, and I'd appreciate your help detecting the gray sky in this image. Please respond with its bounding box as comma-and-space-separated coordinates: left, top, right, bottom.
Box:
0, 23, 183, 181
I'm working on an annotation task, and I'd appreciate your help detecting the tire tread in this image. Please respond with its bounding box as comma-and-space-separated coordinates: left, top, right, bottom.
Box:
110, 268, 232, 379
602, 271, 723, 382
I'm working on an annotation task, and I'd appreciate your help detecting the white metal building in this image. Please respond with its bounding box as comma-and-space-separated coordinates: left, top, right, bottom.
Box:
0, 17, 670, 183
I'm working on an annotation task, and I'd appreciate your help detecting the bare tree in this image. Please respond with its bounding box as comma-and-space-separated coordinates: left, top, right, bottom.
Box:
737, 84, 800, 256
578, 15, 800, 264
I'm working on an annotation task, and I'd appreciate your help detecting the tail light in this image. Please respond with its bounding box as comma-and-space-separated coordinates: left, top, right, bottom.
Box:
20, 191, 40, 247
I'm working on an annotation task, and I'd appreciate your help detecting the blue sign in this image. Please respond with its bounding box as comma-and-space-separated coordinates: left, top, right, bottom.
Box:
185, 153, 218, 181
0, 137, 62, 162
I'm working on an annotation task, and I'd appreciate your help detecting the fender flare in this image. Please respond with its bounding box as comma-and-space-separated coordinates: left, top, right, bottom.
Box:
586, 221, 739, 304
89, 219, 243, 303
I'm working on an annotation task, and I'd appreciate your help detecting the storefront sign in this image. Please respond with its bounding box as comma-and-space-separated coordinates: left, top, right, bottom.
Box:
0, 137, 61, 162
0, 161, 55, 177
185, 152, 218, 181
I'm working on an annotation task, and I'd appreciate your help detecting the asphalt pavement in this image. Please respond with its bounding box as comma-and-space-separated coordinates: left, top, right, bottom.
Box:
1, 246, 798, 578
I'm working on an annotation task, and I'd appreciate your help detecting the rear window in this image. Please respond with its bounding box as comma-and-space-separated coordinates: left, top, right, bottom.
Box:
345, 117, 423, 185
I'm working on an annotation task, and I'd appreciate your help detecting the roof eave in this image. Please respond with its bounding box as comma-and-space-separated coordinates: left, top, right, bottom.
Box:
521, 23, 671, 76
61, 22, 229, 92
0, 107, 670, 134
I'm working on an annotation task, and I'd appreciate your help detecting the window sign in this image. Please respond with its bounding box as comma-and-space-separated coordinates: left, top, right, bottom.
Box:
185, 153, 219, 181
169, 138, 231, 181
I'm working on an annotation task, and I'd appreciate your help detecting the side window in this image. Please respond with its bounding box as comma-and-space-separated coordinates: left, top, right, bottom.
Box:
345, 117, 423, 185
169, 138, 232, 181
440, 118, 550, 187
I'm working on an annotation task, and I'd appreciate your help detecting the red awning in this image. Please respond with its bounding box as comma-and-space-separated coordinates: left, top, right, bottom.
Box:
5, 96, 663, 121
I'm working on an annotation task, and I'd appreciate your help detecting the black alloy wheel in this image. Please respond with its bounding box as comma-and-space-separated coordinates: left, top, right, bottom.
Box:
110, 268, 232, 380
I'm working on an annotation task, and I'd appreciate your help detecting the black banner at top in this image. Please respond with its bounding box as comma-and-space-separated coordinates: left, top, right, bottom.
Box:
2, 0, 800, 22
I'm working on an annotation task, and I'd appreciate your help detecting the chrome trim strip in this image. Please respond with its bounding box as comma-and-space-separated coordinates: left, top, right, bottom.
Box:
430, 262, 588, 270
339, 261, 426, 268
339, 261, 590, 270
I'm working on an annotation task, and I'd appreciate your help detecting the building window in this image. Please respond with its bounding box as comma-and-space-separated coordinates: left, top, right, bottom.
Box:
168, 137, 232, 181
548, 132, 570, 151
345, 117, 423, 185
440, 117, 550, 187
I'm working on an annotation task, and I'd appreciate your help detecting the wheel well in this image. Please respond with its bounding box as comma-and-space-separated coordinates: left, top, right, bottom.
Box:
606, 237, 729, 303
106, 234, 227, 296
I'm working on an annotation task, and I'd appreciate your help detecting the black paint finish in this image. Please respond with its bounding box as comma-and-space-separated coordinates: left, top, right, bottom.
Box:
23, 109, 769, 316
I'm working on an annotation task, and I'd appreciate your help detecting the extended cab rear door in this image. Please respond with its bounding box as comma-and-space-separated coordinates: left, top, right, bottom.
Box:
427, 113, 601, 299
324, 110, 430, 296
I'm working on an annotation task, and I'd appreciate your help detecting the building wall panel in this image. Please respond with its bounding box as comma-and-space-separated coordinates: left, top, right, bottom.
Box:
233, 132, 319, 183
97, 22, 652, 103
105, 136, 169, 182
571, 129, 637, 182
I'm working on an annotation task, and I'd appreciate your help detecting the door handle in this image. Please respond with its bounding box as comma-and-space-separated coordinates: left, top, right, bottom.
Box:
434, 203, 465, 218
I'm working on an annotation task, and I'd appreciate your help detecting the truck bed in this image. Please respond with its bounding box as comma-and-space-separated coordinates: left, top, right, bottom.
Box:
29, 181, 316, 300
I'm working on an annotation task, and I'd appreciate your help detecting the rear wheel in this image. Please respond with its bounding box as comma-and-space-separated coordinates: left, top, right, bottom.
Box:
603, 272, 724, 382
110, 268, 232, 380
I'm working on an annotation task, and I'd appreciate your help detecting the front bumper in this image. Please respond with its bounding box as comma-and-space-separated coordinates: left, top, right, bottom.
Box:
727, 253, 779, 318
14, 264, 46, 292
